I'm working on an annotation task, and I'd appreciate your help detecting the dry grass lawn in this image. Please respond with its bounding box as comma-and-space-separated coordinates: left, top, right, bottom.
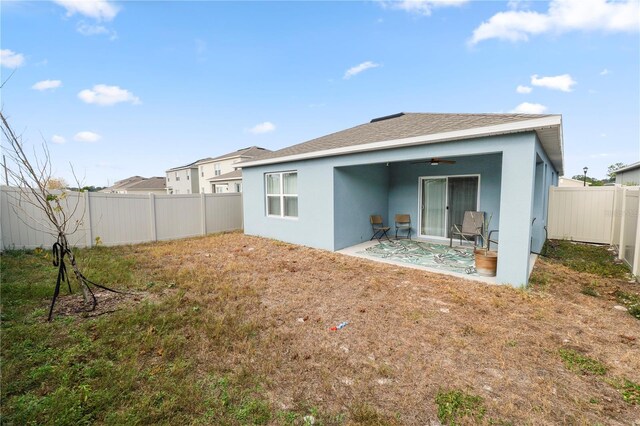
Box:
134, 233, 640, 424
2, 232, 640, 425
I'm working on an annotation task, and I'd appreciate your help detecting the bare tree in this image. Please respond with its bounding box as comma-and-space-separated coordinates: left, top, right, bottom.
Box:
1, 111, 119, 320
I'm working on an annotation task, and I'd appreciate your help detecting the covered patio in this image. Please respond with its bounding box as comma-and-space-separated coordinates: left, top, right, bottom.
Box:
338, 237, 499, 285
332, 137, 554, 286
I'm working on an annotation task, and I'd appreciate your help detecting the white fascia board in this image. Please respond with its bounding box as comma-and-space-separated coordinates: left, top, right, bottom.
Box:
207, 176, 242, 182
238, 116, 563, 168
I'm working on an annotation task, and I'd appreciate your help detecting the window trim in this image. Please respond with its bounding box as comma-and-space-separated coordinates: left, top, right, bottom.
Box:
265, 171, 298, 219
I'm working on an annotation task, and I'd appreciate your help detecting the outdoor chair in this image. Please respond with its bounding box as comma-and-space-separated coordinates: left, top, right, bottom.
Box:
394, 214, 412, 240
370, 215, 391, 242
450, 211, 484, 247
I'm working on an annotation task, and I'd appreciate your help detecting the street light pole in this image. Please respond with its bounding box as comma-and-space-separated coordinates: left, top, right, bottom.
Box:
583, 166, 588, 187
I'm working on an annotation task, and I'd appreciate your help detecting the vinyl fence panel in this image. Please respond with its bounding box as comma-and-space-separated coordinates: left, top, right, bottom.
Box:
622, 189, 639, 270
89, 193, 152, 246
0, 187, 88, 249
154, 195, 202, 241
205, 193, 243, 233
0, 186, 243, 250
547, 186, 615, 244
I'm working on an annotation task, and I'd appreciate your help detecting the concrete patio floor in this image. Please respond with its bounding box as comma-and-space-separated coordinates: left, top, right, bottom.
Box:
338, 238, 500, 285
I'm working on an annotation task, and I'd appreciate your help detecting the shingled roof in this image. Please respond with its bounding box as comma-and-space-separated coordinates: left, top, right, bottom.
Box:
238, 112, 563, 173
195, 146, 272, 165
127, 176, 166, 190
207, 169, 242, 182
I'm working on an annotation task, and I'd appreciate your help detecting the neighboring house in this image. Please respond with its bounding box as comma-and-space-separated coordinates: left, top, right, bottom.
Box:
208, 169, 243, 193
559, 177, 590, 187
166, 161, 200, 194
102, 176, 145, 193
102, 176, 166, 195
238, 112, 563, 286
194, 146, 271, 194
615, 162, 640, 186
122, 177, 167, 195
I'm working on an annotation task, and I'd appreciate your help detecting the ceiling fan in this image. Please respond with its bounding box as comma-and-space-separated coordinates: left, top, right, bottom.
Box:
411, 158, 457, 166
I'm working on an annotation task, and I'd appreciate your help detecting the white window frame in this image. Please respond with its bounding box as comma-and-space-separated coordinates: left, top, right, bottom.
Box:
214, 163, 221, 176
265, 171, 298, 219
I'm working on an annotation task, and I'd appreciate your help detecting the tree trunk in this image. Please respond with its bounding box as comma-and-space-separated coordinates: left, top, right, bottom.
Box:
59, 234, 91, 304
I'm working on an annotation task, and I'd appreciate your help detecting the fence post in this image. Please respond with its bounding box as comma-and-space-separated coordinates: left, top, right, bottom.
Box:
84, 191, 93, 248
201, 193, 207, 235
609, 186, 619, 245
633, 194, 640, 276
618, 187, 627, 260
149, 193, 157, 241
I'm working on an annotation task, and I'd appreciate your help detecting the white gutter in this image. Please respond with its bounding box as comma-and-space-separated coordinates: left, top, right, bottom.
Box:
238, 116, 562, 168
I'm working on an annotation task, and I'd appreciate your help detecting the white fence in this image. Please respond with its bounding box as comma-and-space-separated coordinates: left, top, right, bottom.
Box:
547, 185, 640, 275
0, 186, 243, 250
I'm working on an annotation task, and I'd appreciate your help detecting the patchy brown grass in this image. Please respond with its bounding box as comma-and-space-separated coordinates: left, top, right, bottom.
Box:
3, 233, 639, 424
129, 232, 640, 424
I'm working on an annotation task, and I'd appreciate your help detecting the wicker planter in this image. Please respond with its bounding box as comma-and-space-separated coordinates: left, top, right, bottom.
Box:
474, 249, 498, 277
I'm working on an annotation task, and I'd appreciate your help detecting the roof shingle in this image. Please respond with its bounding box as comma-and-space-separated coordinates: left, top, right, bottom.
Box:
246, 112, 553, 163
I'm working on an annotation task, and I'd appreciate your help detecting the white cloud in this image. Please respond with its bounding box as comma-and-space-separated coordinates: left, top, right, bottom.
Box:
516, 85, 533, 94
51, 135, 66, 144
599, 68, 609, 75
74, 131, 101, 143
0, 49, 25, 68
32, 79, 62, 91
512, 102, 548, 114
53, 0, 119, 21
380, 0, 468, 16
78, 84, 141, 106
470, 0, 640, 45
507, 0, 532, 10
248, 122, 276, 134
343, 61, 381, 79
531, 74, 576, 92
76, 22, 117, 40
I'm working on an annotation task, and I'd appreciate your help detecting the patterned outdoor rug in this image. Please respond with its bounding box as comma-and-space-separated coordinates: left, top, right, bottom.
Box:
360, 239, 477, 275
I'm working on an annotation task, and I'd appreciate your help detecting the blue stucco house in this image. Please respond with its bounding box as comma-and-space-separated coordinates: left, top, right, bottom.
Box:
239, 113, 563, 286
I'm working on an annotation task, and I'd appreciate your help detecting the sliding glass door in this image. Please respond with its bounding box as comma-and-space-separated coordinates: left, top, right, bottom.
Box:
420, 175, 479, 238
421, 178, 447, 237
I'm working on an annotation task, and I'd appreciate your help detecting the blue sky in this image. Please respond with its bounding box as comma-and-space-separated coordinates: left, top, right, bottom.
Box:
2, 0, 639, 186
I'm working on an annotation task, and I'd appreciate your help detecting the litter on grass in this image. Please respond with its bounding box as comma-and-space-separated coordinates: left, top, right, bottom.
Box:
330, 321, 349, 331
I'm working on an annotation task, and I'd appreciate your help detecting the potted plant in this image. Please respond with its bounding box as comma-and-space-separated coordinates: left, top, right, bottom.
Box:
474, 214, 498, 277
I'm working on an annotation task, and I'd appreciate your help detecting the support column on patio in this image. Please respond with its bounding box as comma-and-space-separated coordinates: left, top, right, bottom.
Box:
496, 136, 537, 286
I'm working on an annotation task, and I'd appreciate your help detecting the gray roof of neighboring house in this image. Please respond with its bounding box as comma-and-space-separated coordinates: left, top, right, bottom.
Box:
102, 176, 166, 192
109, 176, 145, 190
207, 169, 242, 182
127, 177, 166, 190
238, 112, 562, 169
615, 161, 640, 173
166, 160, 203, 172
195, 146, 272, 165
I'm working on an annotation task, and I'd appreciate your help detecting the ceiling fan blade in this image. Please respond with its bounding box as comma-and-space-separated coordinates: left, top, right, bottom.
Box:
410, 158, 457, 165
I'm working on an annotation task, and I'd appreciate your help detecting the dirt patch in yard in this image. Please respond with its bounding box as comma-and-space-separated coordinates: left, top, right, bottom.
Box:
47, 290, 154, 320
129, 233, 640, 424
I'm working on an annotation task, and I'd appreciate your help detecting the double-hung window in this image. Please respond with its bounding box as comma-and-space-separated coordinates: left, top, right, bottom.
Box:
266, 172, 298, 218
